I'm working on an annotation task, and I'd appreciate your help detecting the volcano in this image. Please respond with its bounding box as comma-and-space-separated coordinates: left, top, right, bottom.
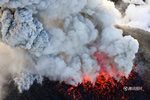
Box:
0, 0, 150, 100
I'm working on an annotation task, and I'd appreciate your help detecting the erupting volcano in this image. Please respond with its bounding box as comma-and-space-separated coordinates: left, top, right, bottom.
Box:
5, 51, 149, 100
0, 0, 150, 100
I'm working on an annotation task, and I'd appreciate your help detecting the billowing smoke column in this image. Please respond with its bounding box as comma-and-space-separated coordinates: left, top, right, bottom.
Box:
0, 0, 139, 98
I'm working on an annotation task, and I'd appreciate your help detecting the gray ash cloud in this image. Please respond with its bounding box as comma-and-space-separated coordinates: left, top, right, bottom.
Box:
0, 8, 50, 56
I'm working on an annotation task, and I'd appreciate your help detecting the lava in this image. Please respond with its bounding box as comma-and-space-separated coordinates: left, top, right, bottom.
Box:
53, 70, 145, 100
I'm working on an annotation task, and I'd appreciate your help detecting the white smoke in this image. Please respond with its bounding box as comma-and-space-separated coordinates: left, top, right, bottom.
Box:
14, 73, 43, 93
0, 0, 139, 98
0, 43, 27, 99
100, 27, 139, 78
123, 0, 145, 4
122, 0, 150, 32
0, 0, 87, 19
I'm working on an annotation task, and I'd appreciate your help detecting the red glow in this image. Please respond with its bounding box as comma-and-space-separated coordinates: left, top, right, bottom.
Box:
94, 50, 126, 79
83, 76, 92, 83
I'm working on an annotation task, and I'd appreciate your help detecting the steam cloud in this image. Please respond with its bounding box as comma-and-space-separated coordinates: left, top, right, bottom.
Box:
0, 0, 141, 99
122, 0, 150, 31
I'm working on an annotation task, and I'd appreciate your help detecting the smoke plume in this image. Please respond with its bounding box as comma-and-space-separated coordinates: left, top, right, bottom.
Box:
0, 0, 140, 98
122, 0, 150, 31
